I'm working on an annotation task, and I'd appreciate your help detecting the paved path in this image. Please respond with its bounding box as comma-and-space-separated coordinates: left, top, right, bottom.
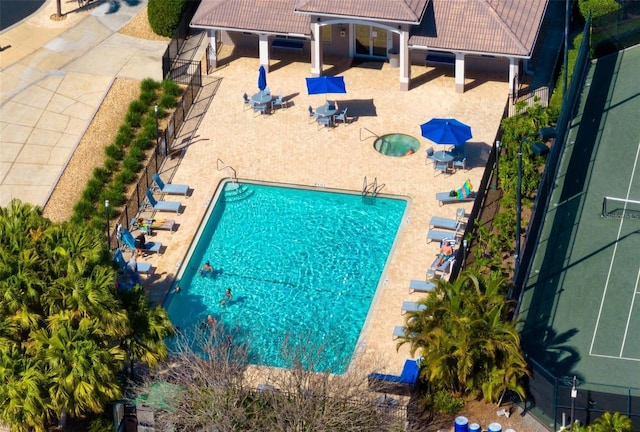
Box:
0, 0, 166, 207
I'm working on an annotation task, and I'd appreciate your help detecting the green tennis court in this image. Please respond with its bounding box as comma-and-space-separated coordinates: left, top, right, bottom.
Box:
517, 45, 640, 391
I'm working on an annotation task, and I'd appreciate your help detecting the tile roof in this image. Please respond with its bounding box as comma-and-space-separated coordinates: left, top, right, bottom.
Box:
191, 0, 311, 35
409, 0, 548, 57
191, 0, 548, 57
294, 0, 430, 23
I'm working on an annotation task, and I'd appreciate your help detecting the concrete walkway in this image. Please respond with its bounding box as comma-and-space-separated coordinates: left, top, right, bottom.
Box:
0, 0, 166, 207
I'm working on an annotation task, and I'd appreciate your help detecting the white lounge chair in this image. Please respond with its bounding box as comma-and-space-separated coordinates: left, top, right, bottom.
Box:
409, 279, 435, 293
145, 190, 181, 214
427, 228, 462, 243
152, 173, 189, 196
401, 301, 427, 314
392, 325, 416, 339
429, 216, 465, 231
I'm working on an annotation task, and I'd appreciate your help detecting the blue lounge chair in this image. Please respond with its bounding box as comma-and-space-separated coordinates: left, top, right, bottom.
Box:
409, 279, 435, 293
152, 173, 189, 196
427, 254, 456, 280
121, 229, 162, 255
401, 301, 427, 314
145, 190, 181, 214
436, 179, 477, 206
368, 359, 420, 386
113, 249, 152, 274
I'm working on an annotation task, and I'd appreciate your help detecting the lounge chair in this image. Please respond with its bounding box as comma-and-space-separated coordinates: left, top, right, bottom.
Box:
392, 325, 417, 339
401, 301, 427, 314
427, 248, 456, 280
427, 228, 462, 243
121, 229, 162, 255
429, 216, 464, 231
113, 249, 152, 274
152, 173, 189, 196
409, 279, 435, 293
436, 179, 476, 206
368, 359, 420, 386
131, 217, 176, 234
145, 190, 181, 214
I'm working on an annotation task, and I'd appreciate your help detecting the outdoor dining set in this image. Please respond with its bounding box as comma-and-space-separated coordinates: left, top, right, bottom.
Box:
420, 118, 471, 176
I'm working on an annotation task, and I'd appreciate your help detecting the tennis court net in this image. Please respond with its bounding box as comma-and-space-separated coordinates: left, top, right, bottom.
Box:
601, 196, 640, 219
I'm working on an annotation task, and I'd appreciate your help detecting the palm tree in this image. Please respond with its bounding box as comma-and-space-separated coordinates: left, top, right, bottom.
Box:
397, 269, 528, 400
118, 285, 174, 378
590, 412, 634, 432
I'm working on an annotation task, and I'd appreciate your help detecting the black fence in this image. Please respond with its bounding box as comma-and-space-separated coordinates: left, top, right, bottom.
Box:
161, 0, 199, 79
106, 69, 202, 250
591, 1, 640, 57
526, 358, 640, 430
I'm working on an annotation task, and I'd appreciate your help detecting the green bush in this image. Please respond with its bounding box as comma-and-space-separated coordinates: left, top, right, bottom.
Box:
114, 124, 134, 148
125, 100, 146, 128
82, 178, 104, 202
159, 93, 177, 110
104, 157, 118, 172
116, 167, 136, 185
141, 78, 161, 93
147, 0, 185, 37
140, 88, 157, 106
92, 167, 110, 183
105, 144, 124, 161
162, 79, 181, 97
578, 0, 620, 19
432, 390, 465, 414
134, 130, 154, 151
72, 199, 94, 221
129, 146, 146, 162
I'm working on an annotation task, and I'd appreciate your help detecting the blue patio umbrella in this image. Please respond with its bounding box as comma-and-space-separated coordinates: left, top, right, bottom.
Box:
420, 118, 472, 146
258, 65, 267, 91
305, 76, 347, 97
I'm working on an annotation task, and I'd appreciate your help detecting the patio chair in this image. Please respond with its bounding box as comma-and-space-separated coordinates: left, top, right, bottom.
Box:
145, 190, 181, 214
427, 228, 460, 243
429, 216, 464, 231
273, 93, 288, 110
368, 359, 420, 386
392, 326, 416, 339
317, 116, 332, 129
401, 301, 427, 314
425, 147, 434, 164
334, 108, 348, 124
152, 173, 189, 196
308, 105, 316, 122
121, 229, 162, 255
428, 255, 456, 280
243, 92, 253, 110
433, 160, 451, 176
408, 279, 435, 293
453, 157, 467, 171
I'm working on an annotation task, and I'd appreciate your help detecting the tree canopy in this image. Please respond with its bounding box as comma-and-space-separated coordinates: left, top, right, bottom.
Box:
0, 199, 173, 431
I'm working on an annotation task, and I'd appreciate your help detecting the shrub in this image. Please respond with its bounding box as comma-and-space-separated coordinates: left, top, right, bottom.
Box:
578, 0, 620, 20
116, 167, 136, 185
159, 93, 177, 110
104, 157, 118, 172
92, 167, 110, 183
105, 144, 124, 160
147, 0, 185, 37
72, 199, 94, 221
162, 79, 181, 97
134, 130, 154, 151
125, 100, 146, 128
141, 78, 161, 93
114, 124, 134, 148
431, 390, 465, 414
129, 146, 146, 162
139, 88, 157, 106
82, 178, 104, 202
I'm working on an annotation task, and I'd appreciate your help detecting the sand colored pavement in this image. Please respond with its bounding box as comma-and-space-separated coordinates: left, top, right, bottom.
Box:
136, 48, 508, 373
0, 0, 165, 207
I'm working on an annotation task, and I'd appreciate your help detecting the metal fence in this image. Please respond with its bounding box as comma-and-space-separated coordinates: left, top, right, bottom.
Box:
106, 70, 202, 250
161, 0, 199, 79
591, 0, 640, 57
525, 357, 640, 430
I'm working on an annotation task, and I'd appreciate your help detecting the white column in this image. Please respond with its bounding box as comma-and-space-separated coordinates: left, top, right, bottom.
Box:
258, 34, 270, 73
207, 30, 218, 70
454, 53, 465, 93
310, 22, 322, 76
509, 57, 519, 100
399, 29, 410, 91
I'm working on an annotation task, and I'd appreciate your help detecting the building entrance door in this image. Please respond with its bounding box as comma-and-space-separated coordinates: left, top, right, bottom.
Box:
354, 25, 388, 58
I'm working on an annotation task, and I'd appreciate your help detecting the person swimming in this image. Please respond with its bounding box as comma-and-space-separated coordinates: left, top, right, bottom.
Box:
219, 288, 232, 306
200, 261, 214, 276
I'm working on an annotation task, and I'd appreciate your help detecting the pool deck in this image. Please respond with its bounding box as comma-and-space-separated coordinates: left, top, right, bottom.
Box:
138, 47, 508, 374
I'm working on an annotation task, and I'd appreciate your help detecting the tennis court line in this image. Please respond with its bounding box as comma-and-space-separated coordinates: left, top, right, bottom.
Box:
589, 142, 640, 357
590, 353, 640, 362
619, 268, 640, 357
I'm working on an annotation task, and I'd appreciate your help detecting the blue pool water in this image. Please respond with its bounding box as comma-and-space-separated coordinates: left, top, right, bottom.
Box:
165, 181, 407, 373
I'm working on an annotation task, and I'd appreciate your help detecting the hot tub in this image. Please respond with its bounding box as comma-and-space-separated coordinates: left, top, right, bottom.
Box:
373, 134, 420, 157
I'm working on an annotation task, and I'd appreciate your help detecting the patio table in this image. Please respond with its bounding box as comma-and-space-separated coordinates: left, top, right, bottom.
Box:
432, 151, 454, 163
315, 104, 337, 126
252, 91, 272, 114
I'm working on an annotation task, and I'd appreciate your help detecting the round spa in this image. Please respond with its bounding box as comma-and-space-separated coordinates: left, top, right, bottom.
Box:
373, 133, 420, 157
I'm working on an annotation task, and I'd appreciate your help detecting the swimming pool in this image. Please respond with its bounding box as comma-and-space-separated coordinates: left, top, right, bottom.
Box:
165, 181, 408, 373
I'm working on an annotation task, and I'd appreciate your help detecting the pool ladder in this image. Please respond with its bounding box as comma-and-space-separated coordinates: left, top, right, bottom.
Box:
217, 158, 238, 188
362, 176, 385, 204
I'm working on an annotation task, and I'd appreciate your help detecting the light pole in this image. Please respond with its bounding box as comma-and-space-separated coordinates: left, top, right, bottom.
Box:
105, 199, 110, 250
570, 376, 577, 430
493, 140, 501, 190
